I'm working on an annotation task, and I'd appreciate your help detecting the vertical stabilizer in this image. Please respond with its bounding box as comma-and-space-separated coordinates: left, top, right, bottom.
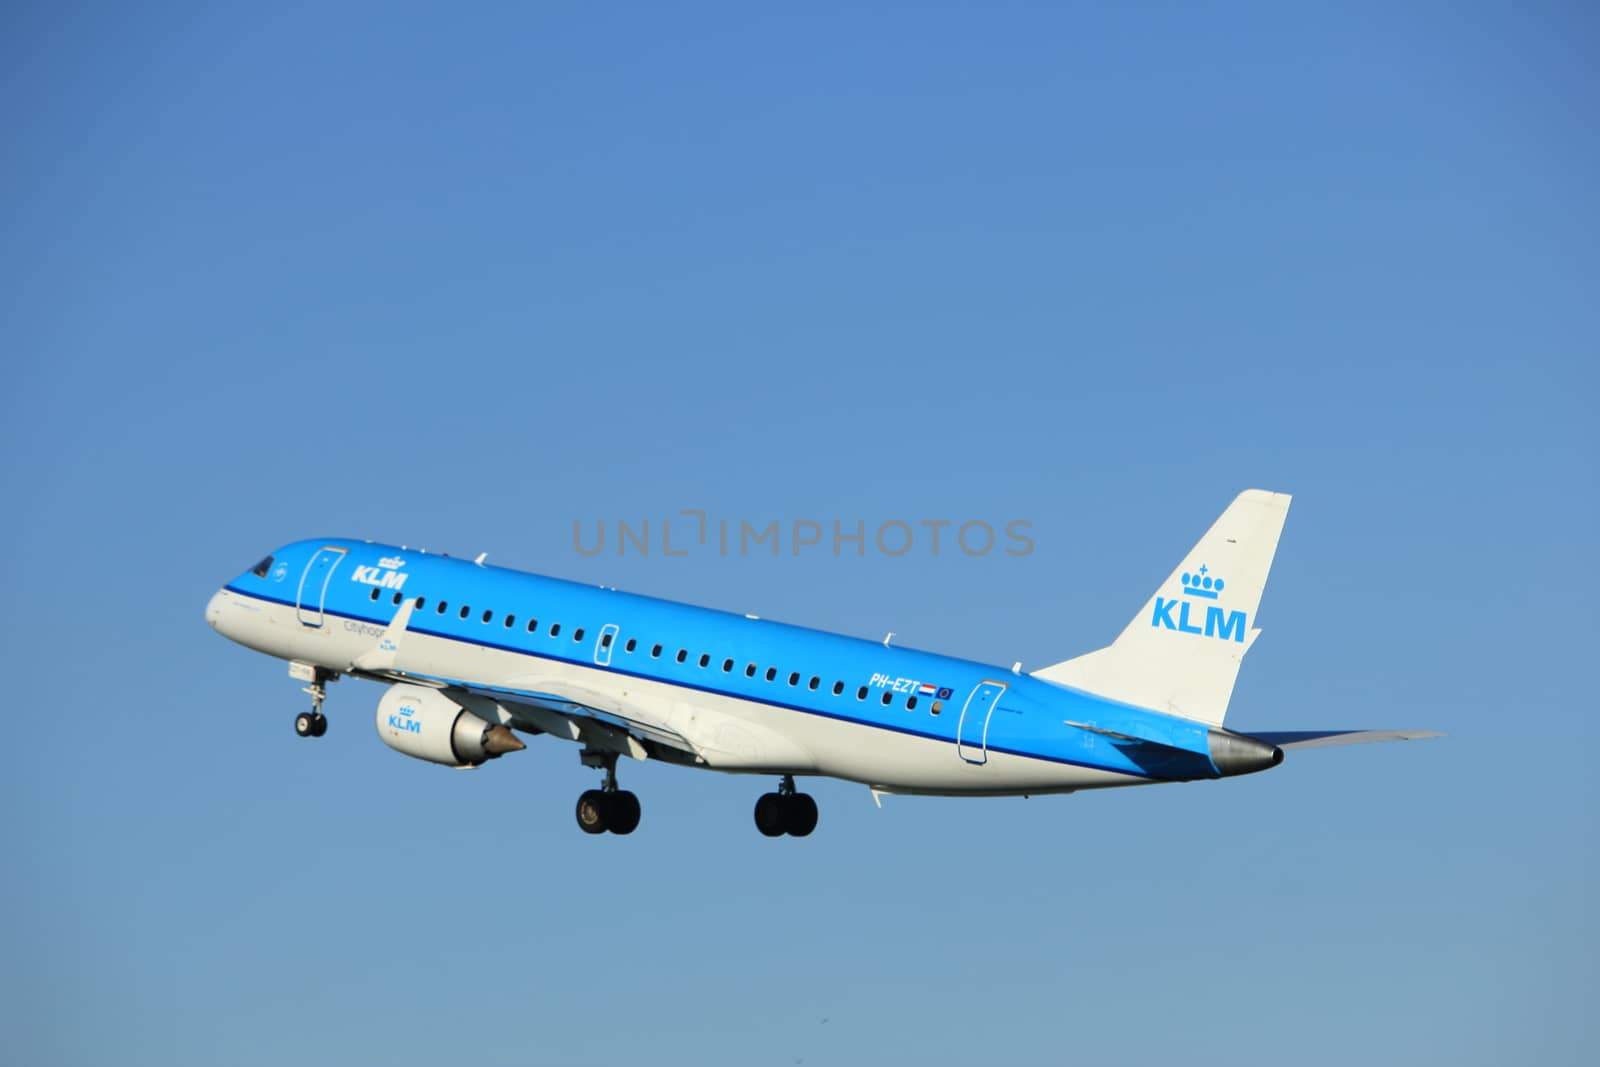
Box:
1033, 490, 1291, 727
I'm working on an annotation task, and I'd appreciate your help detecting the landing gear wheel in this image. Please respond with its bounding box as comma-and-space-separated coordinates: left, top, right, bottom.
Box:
608, 791, 641, 835
295, 668, 333, 738
754, 792, 787, 837
783, 793, 818, 837
576, 790, 610, 834
576, 749, 641, 835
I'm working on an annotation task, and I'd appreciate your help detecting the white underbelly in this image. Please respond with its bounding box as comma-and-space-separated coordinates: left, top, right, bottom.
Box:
216, 590, 1149, 795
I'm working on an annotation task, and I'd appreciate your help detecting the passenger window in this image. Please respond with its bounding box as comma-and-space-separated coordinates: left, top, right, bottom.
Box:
765, 667, 777, 682
881, 692, 892, 706
415, 598, 426, 610
505, 615, 515, 628
437, 601, 448, 614
787, 672, 799, 686
832, 681, 844, 695
392, 592, 403, 605
857, 686, 868, 700
651, 644, 662, 658
625, 638, 637, 653
722, 658, 734, 672
930, 701, 943, 716
369, 588, 380, 601
460, 605, 470, 619
676, 649, 687, 663
527, 618, 538, 632
574, 628, 585, 642
601, 632, 613, 649
808, 676, 820, 690
746, 663, 758, 677
907, 696, 918, 710
482, 609, 493, 623
550, 623, 561, 637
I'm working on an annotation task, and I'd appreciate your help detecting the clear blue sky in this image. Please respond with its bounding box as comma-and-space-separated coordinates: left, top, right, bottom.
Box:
4, 3, 1594, 1064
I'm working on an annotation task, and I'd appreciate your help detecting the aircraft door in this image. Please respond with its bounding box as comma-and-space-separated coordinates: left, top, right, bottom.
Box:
296, 547, 347, 627
594, 623, 620, 667
956, 681, 1008, 764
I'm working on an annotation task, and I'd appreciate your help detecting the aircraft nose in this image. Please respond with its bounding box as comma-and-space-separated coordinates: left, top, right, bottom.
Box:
205, 589, 226, 630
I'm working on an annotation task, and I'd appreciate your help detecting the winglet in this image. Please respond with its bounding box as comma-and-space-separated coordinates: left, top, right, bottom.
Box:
351, 599, 415, 672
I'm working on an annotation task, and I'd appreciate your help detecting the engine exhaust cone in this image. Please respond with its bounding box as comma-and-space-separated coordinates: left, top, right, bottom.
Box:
484, 724, 527, 756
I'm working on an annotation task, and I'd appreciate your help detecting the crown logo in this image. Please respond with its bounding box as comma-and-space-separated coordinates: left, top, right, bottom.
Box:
1180, 564, 1225, 599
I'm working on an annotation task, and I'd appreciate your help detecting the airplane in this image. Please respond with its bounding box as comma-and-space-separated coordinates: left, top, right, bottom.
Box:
204, 490, 1436, 836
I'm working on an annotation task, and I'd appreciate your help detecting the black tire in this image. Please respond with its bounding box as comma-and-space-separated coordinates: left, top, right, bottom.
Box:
576, 790, 610, 834
608, 791, 641, 835
310, 713, 328, 737
754, 792, 786, 837
784, 793, 818, 837
294, 713, 315, 737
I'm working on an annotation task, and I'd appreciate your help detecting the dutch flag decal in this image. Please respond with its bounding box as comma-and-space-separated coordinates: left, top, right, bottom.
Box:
918, 683, 937, 697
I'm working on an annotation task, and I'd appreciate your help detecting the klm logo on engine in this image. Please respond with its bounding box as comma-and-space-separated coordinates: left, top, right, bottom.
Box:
388, 701, 422, 734
1151, 564, 1246, 642
352, 555, 408, 592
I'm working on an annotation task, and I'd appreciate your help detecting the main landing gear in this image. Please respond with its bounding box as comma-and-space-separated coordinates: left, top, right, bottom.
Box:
575, 749, 641, 836
293, 668, 333, 738
754, 775, 818, 838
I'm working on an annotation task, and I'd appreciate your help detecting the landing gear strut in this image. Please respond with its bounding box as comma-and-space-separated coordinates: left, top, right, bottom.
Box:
755, 775, 818, 838
293, 669, 332, 738
575, 749, 641, 835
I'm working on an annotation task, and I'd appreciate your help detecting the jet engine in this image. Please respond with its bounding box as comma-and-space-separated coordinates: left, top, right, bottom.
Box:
375, 684, 526, 767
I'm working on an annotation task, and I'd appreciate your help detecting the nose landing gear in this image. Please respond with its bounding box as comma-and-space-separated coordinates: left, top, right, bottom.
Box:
292, 666, 334, 738
575, 749, 641, 835
755, 775, 818, 837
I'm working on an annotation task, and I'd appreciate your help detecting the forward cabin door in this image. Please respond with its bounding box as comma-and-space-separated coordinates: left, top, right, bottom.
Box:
956, 681, 1008, 764
296, 547, 347, 627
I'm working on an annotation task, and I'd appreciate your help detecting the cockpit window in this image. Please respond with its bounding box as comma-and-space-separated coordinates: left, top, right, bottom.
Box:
250, 555, 274, 578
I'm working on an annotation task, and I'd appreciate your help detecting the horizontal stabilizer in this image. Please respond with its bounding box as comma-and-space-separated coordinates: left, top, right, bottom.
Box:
1245, 729, 1441, 750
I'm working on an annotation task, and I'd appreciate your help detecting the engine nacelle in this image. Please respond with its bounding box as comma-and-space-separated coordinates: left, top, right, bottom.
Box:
375, 684, 526, 767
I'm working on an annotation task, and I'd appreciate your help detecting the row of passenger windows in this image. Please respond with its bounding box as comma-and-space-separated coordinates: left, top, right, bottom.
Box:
616, 636, 928, 709
374, 587, 585, 640
370, 587, 936, 714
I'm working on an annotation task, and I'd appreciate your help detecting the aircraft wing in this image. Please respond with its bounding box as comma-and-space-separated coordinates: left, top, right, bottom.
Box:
342, 606, 700, 759
447, 676, 701, 760
1244, 729, 1441, 750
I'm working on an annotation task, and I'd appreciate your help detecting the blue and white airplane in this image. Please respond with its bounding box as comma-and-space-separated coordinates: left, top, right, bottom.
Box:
205, 490, 1435, 836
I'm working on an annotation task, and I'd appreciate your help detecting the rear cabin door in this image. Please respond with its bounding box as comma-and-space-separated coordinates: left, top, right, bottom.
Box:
296, 547, 347, 627
956, 681, 1008, 764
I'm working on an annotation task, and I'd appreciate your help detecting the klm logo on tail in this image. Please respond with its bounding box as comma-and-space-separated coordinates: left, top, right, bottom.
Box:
1151, 565, 1246, 642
